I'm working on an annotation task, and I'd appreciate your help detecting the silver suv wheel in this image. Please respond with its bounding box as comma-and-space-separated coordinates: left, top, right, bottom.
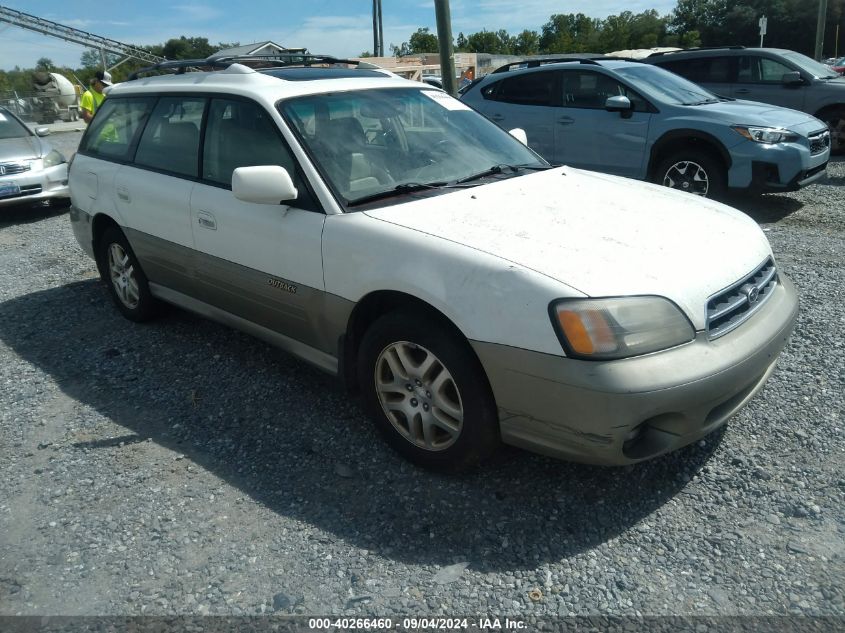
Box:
108, 243, 140, 310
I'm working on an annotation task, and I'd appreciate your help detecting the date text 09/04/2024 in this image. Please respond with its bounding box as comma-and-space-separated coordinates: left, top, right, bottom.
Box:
308, 617, 527, 630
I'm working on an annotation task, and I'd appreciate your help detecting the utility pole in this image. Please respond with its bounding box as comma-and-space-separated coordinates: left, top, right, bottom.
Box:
372, 0, 383, 57
434, 0, 456, 96
815, 0, 829, 60
377, 0, 384, 56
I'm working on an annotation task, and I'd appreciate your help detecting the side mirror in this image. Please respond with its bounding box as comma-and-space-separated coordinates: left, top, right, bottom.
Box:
508, 128, 528, 145
35, 127, 50, 137
782, 71, 804, 86
605, 95, 633, 113
232, 165, 298, 205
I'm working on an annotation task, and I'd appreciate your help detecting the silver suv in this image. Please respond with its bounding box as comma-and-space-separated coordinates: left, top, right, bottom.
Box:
645, 47, 845, 152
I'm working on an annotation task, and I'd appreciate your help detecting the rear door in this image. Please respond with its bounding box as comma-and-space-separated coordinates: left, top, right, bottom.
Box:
733, 54, 808, 111
472, 70, 559, 161
189, 97, 328, 349
554, 70, 652, 178
113, 95, 205, 295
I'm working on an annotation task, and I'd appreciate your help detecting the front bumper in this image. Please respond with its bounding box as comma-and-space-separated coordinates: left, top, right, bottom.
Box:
727, 139, 828, 192
472, 275, 799, 465
0, 163, 69, 208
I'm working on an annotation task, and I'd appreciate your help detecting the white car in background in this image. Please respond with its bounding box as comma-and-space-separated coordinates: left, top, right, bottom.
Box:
68, 55, 798, 471
0, 106, 69, 208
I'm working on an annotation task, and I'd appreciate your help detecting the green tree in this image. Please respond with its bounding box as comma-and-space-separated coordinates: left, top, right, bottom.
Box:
464, 29, 513, 54
35, 57, 54, 71
513, 30, 540, 55
392, 27, 439, 56
455, 32, 468, 51
539, 14, 575, 53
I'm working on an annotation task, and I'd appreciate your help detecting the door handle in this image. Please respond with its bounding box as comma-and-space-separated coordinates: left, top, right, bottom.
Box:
488, 113, 504, 121
116, 186, 130, 202
557, 117, 575, 125
197, 210, 217, 230
735, 88, 751, 94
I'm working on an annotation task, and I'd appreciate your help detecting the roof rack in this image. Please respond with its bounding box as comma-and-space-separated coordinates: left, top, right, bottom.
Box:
491, 55, 635, 74
647, 45, 746, 57
128, 53, 376, 80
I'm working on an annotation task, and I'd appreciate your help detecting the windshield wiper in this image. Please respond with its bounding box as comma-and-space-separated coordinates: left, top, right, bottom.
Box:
347, 181, 451, 207
456, 163, 551, 184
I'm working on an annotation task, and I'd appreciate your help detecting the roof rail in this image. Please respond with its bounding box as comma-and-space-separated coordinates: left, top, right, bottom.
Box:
648, 45, 746, 58
128, 53, 373, 80
491, 56, 609, 74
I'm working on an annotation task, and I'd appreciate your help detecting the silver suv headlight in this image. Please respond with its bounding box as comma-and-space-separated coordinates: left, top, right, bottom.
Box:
42, 150, 66, 168
550, 296, 695, 360
732, 126, 799, 144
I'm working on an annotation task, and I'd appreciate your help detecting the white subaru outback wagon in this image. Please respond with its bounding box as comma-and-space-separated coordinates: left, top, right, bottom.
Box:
69, 55, 798, 471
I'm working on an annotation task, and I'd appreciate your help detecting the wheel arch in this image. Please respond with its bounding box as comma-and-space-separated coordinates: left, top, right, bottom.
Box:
339, 289, 480, 395
91, 213, 123, 279
648, 129, 732, 179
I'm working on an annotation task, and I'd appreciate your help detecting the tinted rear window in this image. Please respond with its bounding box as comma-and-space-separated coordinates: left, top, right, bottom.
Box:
79, 98, 155, 161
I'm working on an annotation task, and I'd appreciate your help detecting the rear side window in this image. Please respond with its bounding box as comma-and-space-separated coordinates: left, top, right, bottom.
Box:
79, 98, 155, 160
134, 97, 205, 177
659, 57, 732, 83
495, 71, 556, 106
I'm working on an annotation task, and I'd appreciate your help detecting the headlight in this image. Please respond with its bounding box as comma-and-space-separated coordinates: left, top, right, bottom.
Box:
550, 296, 695, 360
732, 126, 799, 144
42, 149, 66, 168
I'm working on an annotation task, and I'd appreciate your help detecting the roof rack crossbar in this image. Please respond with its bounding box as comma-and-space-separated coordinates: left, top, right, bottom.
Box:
648, 45, 746, 57
128, 53, 368, 80
491, 56, 639, 74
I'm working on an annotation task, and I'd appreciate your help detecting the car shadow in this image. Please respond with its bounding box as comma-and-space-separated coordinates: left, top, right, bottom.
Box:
0, 200, 70, 228
724, 193, 804, 223
0, 280, 723, 572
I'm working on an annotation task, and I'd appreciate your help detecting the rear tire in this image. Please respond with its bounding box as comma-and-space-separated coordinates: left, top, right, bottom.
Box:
357, 311, 500, 472
654, 149, 726, 199
97, 226, 158, 322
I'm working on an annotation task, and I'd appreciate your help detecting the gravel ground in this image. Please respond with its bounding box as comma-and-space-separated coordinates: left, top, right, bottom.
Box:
0, 131, 843, 619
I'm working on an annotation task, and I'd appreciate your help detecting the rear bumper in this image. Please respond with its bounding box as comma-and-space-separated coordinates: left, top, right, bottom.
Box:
472, 275, 799, 465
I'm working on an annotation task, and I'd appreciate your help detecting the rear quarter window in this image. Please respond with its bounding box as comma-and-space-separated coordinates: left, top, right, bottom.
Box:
79, 97, 155, 161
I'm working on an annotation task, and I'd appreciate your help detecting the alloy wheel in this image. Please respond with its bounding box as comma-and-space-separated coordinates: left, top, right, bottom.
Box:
374, 341, 464, 451
108, 243, 140, 310
663, 160, 710, 196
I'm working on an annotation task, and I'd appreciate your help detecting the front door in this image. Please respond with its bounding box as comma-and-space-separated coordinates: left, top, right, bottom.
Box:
733, 55, 807, 111
189, 97, 327, 349
554, 70, 652, 178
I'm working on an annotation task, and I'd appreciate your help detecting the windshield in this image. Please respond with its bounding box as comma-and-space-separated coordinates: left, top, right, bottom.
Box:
782, 51, 840, 79
279, 87, 546, 205
614, 64, 719, 105
0, 109, 31, 140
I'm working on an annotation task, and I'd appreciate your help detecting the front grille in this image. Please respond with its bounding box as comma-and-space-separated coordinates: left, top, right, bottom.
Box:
1, 184, 42, 200
706, 258, 777, 339
0, 161, 32, 176
809, 129, 831, 155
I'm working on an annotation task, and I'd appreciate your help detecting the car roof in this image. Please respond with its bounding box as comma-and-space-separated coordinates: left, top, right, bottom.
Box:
107, 62, 423, 104
648, 47, 793, 60
478, 58, 644, 82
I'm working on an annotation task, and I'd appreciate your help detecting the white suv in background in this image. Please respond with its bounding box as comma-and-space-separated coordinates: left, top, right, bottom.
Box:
69, 55, 798, 471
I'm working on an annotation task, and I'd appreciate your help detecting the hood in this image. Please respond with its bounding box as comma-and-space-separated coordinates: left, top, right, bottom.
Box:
0, 135, 44, 163
694, 100, 825, 134
363, 168, 772, 330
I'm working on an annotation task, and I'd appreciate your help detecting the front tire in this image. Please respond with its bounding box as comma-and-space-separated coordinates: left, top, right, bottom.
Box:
97, 226, 158, 322
654, 150, 726, 199
819, 107, 845, 154
357, 312, 500, 472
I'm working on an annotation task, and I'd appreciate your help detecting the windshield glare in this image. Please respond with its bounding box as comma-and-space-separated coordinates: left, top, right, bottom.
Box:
279, 88, 545, 204
615, 65, 718, 105
783, 51, 839, 79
